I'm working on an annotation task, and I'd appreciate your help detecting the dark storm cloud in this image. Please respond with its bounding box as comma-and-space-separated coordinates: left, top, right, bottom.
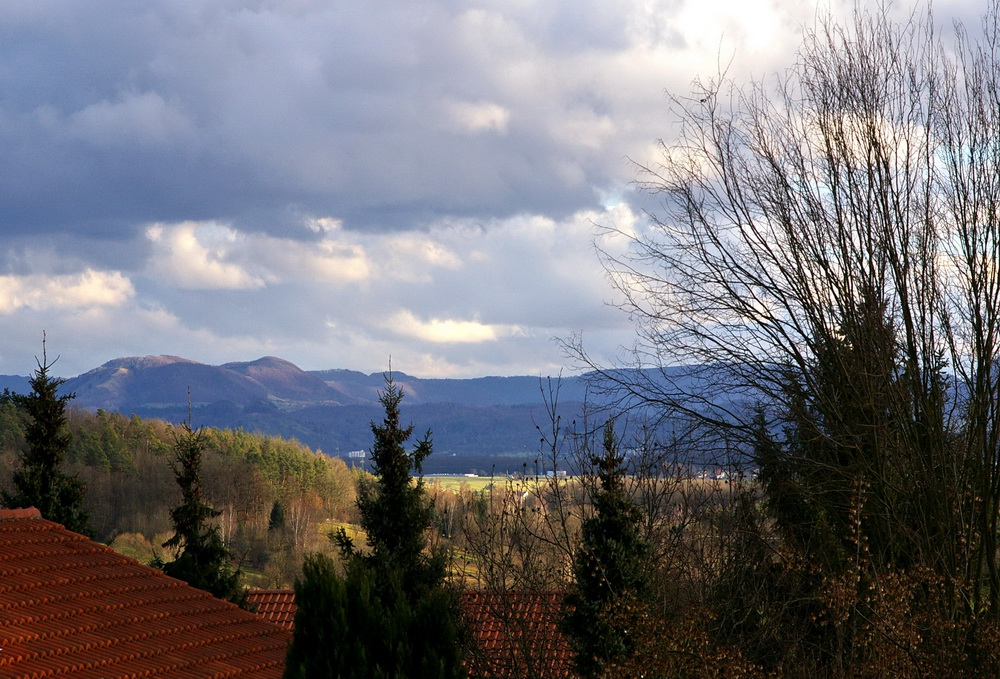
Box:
0, 0, 636, 238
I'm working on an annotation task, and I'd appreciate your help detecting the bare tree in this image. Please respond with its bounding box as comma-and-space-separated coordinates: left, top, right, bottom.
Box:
569, 2, 1000, 672
460, 384, 733, 678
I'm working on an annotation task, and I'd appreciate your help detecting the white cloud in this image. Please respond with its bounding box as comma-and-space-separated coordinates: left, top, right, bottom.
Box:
549, 107, 617, 150
376, 232, 464, 283
305, 217, 344, 234
445, 100, 511, 135
0, 270, 134, 314
386, 310, 526, 344
67, 91, 195, 148
0, 202, 640, 377
146, 222, 264, 290
143, 217, 473, 291
244, 220, 375, 286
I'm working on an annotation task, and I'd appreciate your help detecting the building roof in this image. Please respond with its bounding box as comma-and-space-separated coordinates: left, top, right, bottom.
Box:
245, 590, 297, 631
245, 587, 572, 679
0, 507, 290, 679
461, 590, 572, 679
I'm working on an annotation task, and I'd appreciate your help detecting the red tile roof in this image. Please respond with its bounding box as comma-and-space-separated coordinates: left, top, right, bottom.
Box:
245, 590, 297, 631
0, 507, 290, 679
245, 587, 572, 679
461, 590, 572, 679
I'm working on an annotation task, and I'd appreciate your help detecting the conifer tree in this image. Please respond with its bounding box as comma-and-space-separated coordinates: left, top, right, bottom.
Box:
286, 553, 462, 679
562, 419, 650, 679
159, 417, 247, 606
340, 372, 445, 595
285, 372, 464, 679
1, 339, 91, 536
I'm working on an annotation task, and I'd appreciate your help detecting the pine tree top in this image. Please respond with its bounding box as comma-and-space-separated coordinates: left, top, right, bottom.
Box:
346, 372, 444, 598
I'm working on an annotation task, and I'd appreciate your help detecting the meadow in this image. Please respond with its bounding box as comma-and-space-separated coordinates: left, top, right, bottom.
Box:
425, 474, 498, 493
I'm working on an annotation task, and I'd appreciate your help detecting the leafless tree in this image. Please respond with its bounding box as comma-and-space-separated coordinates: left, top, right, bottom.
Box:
568, 2, 1000, 672
459, 382, 738, 677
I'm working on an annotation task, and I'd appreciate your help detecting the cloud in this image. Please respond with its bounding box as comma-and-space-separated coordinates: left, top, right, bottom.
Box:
146, 222, 264, 290
66, 91, 195, 149
0, 200, 639, 378
0, 0, 827, 237
0, 0, 976, 379
445, 100, 511, 135
0, 270, 134, 314
250, 222, 375, 286
386, 310, 526, 344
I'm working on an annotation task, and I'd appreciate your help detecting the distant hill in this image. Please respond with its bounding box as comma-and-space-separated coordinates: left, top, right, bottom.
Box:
57, 355, 593, 412
63, 355, 355, 411
224, 357, 348, 403
23, 355, 596, 471
1, 355, 750, 472
0, 374, 29, 395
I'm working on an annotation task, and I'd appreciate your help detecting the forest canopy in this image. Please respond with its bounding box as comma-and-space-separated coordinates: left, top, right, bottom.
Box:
0, 398, 356, 587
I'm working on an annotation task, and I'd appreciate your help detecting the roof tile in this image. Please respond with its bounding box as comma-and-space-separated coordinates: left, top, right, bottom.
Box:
244, 591, 297, 631
461, 590, 573, 679
245, 588, 573, 679
0, 510, 290, 679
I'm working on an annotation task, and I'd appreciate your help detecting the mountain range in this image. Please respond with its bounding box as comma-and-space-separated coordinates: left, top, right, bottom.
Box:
0, 355, 598, 474
1, 355, 754, 473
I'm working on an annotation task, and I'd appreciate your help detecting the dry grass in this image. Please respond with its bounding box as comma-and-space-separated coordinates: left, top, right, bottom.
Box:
426, 475, 498, 493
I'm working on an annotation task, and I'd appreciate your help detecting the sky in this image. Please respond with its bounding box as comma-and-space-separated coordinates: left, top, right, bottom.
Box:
0, 0, 977, 378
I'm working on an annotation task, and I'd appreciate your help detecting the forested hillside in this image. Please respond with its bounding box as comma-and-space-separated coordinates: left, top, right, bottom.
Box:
0, 398, 355, 586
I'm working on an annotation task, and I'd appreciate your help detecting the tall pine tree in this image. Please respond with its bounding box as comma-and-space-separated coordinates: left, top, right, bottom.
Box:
1, 339, 91, 536
342, 372, 446, 595
158, 417, 247, 606
285, 372, 464, 679
562, 419, 651, 679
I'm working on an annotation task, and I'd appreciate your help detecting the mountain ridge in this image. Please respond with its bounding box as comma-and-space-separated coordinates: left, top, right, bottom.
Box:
0, 355, 594, 469
0, 355, 747, 472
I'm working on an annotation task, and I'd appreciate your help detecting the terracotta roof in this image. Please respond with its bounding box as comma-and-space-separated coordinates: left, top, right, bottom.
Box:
461, 590, 572, 679
246, 587, 572, 679
0, 507, 290, 679
245, 590, 296, 631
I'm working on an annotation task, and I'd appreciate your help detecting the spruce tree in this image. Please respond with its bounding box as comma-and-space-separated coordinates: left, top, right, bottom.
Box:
285, 372, 464, 679
342, 372, 445, 595
286, 554, 462, 679
159, 419, 247, 606
562, 419, 650, 679
1, 341, 91, 536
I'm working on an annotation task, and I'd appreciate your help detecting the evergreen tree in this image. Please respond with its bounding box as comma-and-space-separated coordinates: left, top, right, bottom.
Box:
1, 341, 91, 536
285, 372, 464, 679
158, 419, 247, 606
340, 372, 445, 595
562, 419, 650, 679
285, 554, 463, 679
268, 499, 286, 532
